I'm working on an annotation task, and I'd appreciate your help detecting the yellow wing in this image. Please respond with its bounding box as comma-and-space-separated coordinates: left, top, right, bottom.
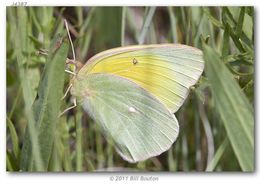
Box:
78, 44, 204, 113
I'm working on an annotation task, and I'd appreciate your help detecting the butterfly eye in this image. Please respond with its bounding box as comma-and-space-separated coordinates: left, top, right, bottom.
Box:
132, 58, 138, 65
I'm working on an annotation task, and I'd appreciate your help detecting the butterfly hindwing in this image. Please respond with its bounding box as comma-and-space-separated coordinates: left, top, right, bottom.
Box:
71, 73, 179, 163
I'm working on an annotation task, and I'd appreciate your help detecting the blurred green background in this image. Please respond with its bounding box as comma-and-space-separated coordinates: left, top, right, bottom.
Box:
6, 6, 254, 172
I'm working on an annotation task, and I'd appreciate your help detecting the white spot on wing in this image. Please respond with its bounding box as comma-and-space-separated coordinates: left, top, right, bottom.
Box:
129, 106, 137, 113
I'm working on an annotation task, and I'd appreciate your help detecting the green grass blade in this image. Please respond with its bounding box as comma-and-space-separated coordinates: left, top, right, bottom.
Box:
222, 23, 230, 59
226, 24, 246, 53
48, 138, 62, 171
75, 108, 83, 171
32, 35, 69, 170
8, 86, 22, 119
125, 8, 139, 42
206, 138, 229, 171
194, 95, 202, 171
222, 7, 253, 49
7, 151, 19, 171
95, 123, 105, 169
7, 117, 20, 160
203, 7, 223, 29
235, 7, 245, 38
77, 7, 95, 61
15, 7, 44, 171
94, 7, 122, 51
168, 7, 178, 43
121, 7, 126, 46
75, 7, 83, 27
198, 101, 214, 169
20, 34, 69, 171
80, 7, 96, 32
203, 43, 254, 171
167, 147, 177, 171
60, 117, 73, 171
138, 7, 156, 44
106, 137, 114, 168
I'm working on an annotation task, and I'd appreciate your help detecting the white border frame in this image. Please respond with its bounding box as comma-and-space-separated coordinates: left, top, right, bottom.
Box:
1, 1, 259, 186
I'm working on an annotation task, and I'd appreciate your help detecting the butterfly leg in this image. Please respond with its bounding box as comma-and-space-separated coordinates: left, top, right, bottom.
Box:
61, 83, 73, 100
65, 69, 76, 75
59, 98, 77, 117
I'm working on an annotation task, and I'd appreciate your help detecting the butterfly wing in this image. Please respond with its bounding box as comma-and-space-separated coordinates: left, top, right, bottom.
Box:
79, 44, 204, 113
71, 73, 179, 163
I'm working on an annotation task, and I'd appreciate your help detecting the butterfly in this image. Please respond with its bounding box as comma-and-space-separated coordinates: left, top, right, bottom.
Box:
68, 44, 204, 163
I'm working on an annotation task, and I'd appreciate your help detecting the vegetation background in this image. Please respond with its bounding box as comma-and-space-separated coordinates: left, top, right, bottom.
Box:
6, 6, 254, 172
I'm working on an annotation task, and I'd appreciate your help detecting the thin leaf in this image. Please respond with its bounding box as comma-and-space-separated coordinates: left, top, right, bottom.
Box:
167, 147, 177, 171
8, 86, 22, 119
59, 117, 73, 171
106, 137, 114, 168
75, 107, 83, 171
77, 7, 95, 61
203, 7, 223, 29
226, 24, 246, 53
15, 7, 44, 171
203, 43, 254, 171
138, 7, 156, 44
222, 23, 230, 58
7, 117, 20, 160
235, 7, 245, 38
94, 7, 122, 51
121, 7, 126, 46
95, 123, 105, 169
20, 34, 69, 171
198, 101, 214, 169
168, 7, 178, 43
6, 151, 19, 171
206, 138, 229, 171
222, 7, 253, 49
32, 35, 69, 170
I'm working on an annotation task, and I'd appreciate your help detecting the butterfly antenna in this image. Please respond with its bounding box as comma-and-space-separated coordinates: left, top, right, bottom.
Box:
61, 19, 78, 113
64, 19, 76, 73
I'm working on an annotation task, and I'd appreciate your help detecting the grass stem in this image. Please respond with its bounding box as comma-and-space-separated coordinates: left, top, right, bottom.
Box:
138, 7, 156, 44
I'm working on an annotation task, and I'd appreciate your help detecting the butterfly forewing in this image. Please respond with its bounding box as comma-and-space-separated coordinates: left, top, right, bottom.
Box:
79, 44, 204, 113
